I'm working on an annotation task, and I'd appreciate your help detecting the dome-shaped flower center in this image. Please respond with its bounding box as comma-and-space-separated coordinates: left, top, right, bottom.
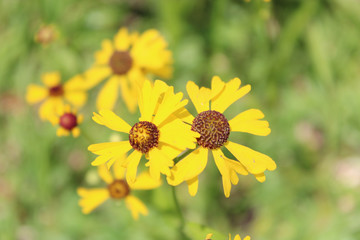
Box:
108, 180, 130, 199
192, 110, 230, 149
129, 121, 159, 154
49, 85, 64, 97
59, 113, 77, 130
109, 51, 133, 75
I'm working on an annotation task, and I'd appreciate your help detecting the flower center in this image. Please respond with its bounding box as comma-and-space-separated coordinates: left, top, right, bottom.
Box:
109, 51, 133, 75
129, 121, 159, 154
49, 85, 64, 97
108, 180, 130, 199
191, 110, 230, 149
59, 113, 77, 130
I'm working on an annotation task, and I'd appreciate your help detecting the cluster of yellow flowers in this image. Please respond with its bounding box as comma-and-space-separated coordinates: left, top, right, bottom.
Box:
27, 27, 276, 239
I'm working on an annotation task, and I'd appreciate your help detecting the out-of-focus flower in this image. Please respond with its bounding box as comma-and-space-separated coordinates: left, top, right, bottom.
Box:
168, 76, 276, 197
88, 80, 199, 182
205, 233, 213, 239
34, 24, 58, 46
26, 72, 87, 121
229, 234, 251, 240
77, 159, 161, 220
49, 104, 83, 137
83, 28, 173, 112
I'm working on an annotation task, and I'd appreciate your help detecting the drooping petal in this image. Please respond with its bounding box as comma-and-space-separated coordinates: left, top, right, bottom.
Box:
71, 127, 80, 138
186, 81, 210, 113
211, 77, 251, 113
114, 28, 131, 51
56, 127, 70, 137
77, 188, 110, 214
98, 164, 114, 184
26, 84, 48, 104
89, 141, 132, 166
41, 72, 61, 87
118, 76, 138, 113
225, 141, 276, 175
212, 149, 231, 198
83, 66, 112, 89
147, 147, 174, 180
229, 109, 271, 136
96, 76, 119, 110
255, 173, 266, 183
92, 109, 131, 133
129, 171, 162, 190
210, 76, 226, 99
125, 150, 143, 183
113, 157, 127, 179
94, 39, 114, 65
167, 148, 208, 186
125, 195, 148, 220
186, 176, 199, 196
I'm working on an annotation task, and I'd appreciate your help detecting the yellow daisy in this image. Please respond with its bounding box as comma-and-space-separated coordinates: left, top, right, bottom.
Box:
167, 76, 276, 197
88, 80, 199, 182
77, 159, 161, 220
49, 104, 83, 137
84, 28, 173, 112
229, 234, 251, 240
26, 72, 87, 121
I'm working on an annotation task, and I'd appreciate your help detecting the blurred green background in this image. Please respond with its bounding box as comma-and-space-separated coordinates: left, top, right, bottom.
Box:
1, 0, 360, 239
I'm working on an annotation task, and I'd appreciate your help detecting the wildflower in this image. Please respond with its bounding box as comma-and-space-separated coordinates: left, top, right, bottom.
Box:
26, 72, 87, 121
49, 104, 83, 137
168, 76, 276, 197
229, 234, 251, 240
88, 80, 199, 182
205, 233, 213, 239
34, 24, 58, 46
77, 159, 161, 219
84, 28, 173, 112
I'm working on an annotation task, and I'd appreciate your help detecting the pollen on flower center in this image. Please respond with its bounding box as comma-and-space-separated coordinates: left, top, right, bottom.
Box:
59, 113, 77, 130
49, 85, 64, 97
109, 51, 133, 75
108, 180, 130, 199
129, 121, 159, 154
192, 110, 230, 149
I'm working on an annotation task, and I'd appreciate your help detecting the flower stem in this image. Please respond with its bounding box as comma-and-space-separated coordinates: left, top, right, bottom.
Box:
171, 185, 190, 240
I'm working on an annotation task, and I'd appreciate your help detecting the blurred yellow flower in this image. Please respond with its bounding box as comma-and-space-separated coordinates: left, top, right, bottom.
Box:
77, 159, 161, 220
26, 72, 87, 121
49, 104, 83, 138
229, 234, 251, 240
84, 28, 173, 112
205, 233, 213, 239
168, 76, 276, 197
88, 80, 199, 182
34, 24, 58, 46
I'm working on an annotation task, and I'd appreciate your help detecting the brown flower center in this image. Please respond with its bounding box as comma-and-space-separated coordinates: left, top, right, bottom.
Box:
36, 26, 56, 45
191, 110, 230, 149
108, 180, 130, 199
109, 51, 133, 75
129, 121, 159, 154
49, 85, 64, 97
59, 113, 77, 130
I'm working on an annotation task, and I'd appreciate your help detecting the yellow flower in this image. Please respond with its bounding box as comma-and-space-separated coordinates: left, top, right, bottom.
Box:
167, 76, 276, 197
84, 28, 173, 112
26, 72, 87, 121
49, 104, 83, 137
88, 80, 199, 182
77, 159, 161, 220
229, 234, 251, 240
205, 233, 213, 239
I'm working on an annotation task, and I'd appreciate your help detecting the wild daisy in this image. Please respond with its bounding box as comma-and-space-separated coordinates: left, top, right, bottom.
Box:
49, 104, 83, 137
77, 159, 161, 220
229, 234, 251, 240
88, 80, 199, 182
167, 76, 276, 197
84, 28, 173, 112
26, 72, 87, 121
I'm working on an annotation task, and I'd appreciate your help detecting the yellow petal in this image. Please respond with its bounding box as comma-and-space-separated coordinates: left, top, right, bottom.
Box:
186, 176, 199, 196
234, 235, 241, 240
206, 233, 213, 240
71, 127, 80, 137
98, 164, 114, 184
56, 127, 70, 137
186, 81, 210, 113
113, 157, 127, 179
95, 39, 114, 65
212, 149, 231, 198
63, 75, 87, 91
225, 141, 276, 174
147, 147, 174, 180
229, 109, 271, 136
118, 76, 138, 113
174, 107, 194, 124
255, 173, 266, 183
77, 188, 109, 214
26, 84, 48, 104
125, 150, 143, 183
64, 91, 87, 108
211, 77, 251, 113
83, 66, 112, 89
210, 76, 226, 99
39, 99, 58, 121
41, 72, 61, 87
89, 141, 132, 166
167, 148, 208, 185
92, 110, 131, 133
129, 171, 162, 190
114, 28, 131, 51
96, 76, 119, 110
125, 195, 148, 220
243, 236, 251, 240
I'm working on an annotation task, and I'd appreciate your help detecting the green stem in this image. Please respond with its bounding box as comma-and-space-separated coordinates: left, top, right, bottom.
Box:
171, 185, 190, 240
